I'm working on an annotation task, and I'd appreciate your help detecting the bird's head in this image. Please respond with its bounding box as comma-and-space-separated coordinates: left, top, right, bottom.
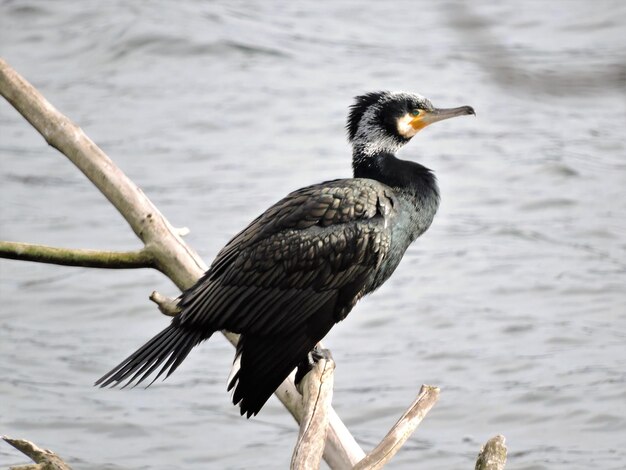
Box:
347, 91, 475, 157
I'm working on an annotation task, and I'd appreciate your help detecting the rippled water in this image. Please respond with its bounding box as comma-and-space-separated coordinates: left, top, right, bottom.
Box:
1, 1, 625, 469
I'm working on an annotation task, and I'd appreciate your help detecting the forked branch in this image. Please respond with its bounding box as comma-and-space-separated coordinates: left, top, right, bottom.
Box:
0, 57, 363, 469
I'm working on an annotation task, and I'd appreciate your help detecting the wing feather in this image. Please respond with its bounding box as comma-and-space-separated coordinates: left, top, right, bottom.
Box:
176, 179, 395, 336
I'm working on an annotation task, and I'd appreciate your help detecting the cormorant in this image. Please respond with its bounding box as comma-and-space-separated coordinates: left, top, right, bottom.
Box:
96, 91, 474, 417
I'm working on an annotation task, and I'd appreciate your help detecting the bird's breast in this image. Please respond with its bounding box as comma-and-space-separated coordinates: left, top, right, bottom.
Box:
365, 190, 439, 294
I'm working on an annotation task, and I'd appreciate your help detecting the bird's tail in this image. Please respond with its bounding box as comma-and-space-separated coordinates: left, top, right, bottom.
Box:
95, 323, 210, 388
228, 332, 318, 418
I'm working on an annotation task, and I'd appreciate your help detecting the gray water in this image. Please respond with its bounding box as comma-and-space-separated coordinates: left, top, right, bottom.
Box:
1, 1, 625, 469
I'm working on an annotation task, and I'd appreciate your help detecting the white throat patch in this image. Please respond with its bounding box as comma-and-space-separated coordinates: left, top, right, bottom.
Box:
396, 113, 419, 139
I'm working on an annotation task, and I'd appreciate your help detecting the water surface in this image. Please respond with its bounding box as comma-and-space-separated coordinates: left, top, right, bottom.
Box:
1, 1, 625, 468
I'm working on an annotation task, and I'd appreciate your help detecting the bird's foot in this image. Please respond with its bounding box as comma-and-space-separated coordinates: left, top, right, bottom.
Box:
295, 346, 333, 386
311, 346, 333, 363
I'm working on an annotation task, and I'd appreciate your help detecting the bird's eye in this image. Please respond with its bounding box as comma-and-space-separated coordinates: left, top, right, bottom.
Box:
410, 109, 421, 117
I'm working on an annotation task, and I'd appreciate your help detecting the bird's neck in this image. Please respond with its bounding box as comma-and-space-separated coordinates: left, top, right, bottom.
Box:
352, 148, 439, 201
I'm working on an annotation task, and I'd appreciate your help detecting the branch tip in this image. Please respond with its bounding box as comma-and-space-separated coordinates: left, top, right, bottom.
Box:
353, 384, 440, 470
475, 434, 507, 470
149, 291, 181, 316
2, 436, 72, 469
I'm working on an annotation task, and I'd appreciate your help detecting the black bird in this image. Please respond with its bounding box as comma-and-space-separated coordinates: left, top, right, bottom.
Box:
96, 91, 474, 417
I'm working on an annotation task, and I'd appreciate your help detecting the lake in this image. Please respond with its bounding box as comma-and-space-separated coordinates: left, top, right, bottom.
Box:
1, 1, 625, 468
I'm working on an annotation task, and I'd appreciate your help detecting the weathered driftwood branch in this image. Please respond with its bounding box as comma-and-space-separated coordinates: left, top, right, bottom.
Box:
0, 57, 202, 285
149, 291, 181, 316
353, 385, 440, 470
475, 435, 507, 470
291, 356, 336, 470
0, 240, 154, 269
0, 57, 364, 469
3, 436, 72, 470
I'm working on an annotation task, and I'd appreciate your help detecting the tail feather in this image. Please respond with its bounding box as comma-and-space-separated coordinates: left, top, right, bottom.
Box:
230, 332, 317, 418
126, 329, 189, 388
156, 330, 204, 383
120, 326, 183, 388
95, 324, 209, 388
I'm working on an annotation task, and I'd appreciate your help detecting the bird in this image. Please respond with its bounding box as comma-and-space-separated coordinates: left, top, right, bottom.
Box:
96, 91, 474, 417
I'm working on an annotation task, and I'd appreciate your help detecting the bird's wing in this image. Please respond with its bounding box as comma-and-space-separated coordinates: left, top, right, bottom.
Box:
176, 179, 396, 335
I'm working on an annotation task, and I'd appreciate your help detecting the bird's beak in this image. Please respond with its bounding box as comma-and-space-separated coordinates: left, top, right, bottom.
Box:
410, 105, 475, 131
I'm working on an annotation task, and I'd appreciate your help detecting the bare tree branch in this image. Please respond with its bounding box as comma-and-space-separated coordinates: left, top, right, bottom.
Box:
0, 56, 202, 284
0, 240, 154, 269
3, 436, 72, 470
0, 57, 364, 469
291, 355, 335, 470
353, 385, 440, 470
475, 435, 507, 470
